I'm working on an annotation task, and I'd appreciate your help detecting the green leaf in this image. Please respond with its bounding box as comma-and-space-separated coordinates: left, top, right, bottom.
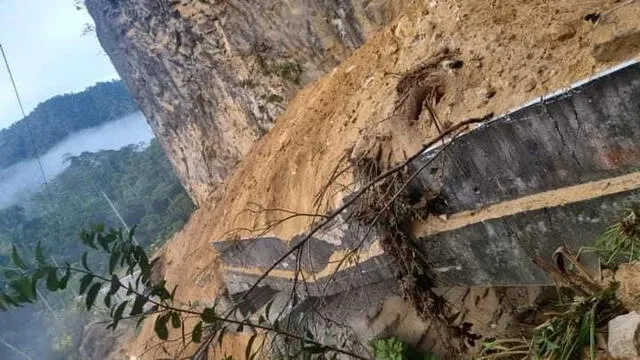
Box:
246, 333, 258, 360
94, 223, 105, 233
136, 246, 150, 274
192, 321, 203, 343
154, 314, 169, 340
10, 278, 34, 303
181, 320, 186, 346
170, 285, 178, 301
35, 242, 46, 265
149, 282, 171, 300
30, 276, 38, 301
130, 294, 147, 316
120, 248, 128, 268
112, 301, 128, 330
81, 252, 91, 272
1, 293, 18, 307
58, 265, 71, 290
98, 232, 113, 253
31, 267, 48, 282
129, 225, 137, 241
218, 326, 227, 347
201, 307, 218, 324
46, 268, 59, 292
79, 274, 94, 295
81, 229, 98, 250
264, 299, 274, 321
109, 249, 120, 274
11, 245, 27, 270
108, 274, 120, 295
3, 269, 22, 280
171, 312, 181, 329
85, 283, 102, 310
104, 293, 112, 308
136, 315, 146, 329
135, 272, 143, 290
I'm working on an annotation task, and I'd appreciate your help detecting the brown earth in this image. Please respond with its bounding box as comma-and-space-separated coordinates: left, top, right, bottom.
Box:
125, 0, 640, 358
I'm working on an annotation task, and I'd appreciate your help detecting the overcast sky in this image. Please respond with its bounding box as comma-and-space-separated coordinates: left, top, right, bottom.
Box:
0, 0, 119, 129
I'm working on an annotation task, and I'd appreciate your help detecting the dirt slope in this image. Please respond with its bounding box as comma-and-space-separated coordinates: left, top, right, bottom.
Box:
126, 0, 640, 357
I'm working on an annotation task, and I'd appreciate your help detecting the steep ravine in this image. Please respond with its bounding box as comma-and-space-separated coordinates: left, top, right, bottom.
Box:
86, 0, 413, 205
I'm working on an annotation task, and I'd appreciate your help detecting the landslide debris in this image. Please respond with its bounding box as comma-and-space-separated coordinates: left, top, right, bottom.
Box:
125, 0, 640, 358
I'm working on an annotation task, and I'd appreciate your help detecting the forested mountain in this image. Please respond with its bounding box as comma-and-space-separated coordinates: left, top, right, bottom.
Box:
0, 75, 194, 359
0, 140, 194, 360
0, 140, 194, 264
0, 80, 138, 169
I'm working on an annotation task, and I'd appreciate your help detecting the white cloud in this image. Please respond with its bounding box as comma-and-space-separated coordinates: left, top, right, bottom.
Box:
0, 0, 119, 129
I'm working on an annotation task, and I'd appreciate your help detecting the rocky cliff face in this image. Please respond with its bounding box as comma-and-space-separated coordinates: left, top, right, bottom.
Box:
85, 0, 411, 204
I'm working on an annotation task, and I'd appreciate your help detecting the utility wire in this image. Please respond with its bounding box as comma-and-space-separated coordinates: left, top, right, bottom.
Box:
97, 186, 140, 246
1, 43, 64, 323
0, 337, 33, 360
0, 43, 52, 200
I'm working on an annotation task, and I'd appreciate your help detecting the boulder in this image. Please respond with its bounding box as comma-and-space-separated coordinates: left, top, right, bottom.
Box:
608, 312, 640, 358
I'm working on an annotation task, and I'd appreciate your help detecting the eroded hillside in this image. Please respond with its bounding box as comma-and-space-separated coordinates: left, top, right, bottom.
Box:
86, 0, 640, 358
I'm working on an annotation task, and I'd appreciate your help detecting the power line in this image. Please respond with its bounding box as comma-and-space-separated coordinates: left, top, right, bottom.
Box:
1, 43, 64, 322
0, 337, 32, 360
0, 41, 68, 258
97, 186, 140, 246
0, 43, 52, 203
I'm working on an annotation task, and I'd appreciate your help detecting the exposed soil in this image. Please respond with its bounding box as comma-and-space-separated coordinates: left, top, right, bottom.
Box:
125, 0, 640, 358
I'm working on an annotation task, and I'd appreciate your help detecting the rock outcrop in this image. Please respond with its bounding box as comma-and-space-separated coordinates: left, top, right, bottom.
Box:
85, 0, 411, 204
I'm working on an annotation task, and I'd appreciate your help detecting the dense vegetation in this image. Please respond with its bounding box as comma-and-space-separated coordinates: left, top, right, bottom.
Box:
0, 80, 138, 169
0, 140, 194, 266
0, 140, 194, 360
0, 74, 194, 359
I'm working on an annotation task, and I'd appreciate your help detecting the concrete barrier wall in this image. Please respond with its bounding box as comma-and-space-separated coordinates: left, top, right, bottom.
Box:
414, 62, 640, 285
215, 62, 640, 296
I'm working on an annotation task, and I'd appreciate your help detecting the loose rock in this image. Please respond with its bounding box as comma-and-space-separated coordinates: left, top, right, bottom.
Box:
608, 312, 640, 358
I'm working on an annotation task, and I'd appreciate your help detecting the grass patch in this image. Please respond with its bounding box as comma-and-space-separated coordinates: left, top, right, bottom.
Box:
480, 285, 623, 360
593, 207, 640, 264
371, 337, 439, 360
480, 207, 640, 360
256, 53, 304, 85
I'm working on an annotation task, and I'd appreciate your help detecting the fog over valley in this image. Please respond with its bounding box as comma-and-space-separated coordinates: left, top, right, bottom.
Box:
0, 112, 154, 209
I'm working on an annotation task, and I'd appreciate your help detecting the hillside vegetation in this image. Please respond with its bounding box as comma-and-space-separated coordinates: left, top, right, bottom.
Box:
0, 140, 194, 265
0, 80, 138, 169
0, 140, 195, 360
0, 79, 193, 359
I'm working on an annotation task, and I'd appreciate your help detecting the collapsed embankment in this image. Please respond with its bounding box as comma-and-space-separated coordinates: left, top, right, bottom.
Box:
115, 0, 640, 358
